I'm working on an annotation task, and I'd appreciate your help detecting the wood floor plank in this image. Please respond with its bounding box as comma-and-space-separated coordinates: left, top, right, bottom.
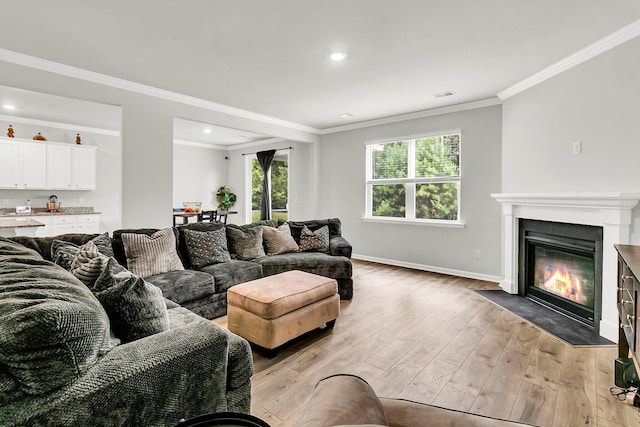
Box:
237, 260, 633, 426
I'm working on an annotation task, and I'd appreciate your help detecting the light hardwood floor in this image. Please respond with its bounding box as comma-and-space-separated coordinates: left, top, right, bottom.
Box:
215, 260, 640, 426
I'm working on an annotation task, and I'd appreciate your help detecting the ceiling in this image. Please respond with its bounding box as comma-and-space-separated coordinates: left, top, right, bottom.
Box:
0, 1, 638, 145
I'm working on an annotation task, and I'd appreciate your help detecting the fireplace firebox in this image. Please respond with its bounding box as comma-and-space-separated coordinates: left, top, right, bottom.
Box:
518, 219, 603, 330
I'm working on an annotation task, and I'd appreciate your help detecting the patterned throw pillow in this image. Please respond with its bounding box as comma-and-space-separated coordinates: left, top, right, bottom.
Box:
70, 241, 110, 288
51, 233, 114, 271
226, 225, 266, 260
121, 228, 184, 277
262, 223, 299, 255
299, 225, 330, 253
184, 228, 231, 269
69, 241, 170, 343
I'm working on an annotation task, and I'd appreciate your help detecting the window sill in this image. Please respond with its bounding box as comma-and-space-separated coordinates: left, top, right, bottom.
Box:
361, 217, 465, 228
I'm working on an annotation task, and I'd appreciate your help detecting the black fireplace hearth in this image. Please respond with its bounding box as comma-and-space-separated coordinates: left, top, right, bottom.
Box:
519, 219, 603, 330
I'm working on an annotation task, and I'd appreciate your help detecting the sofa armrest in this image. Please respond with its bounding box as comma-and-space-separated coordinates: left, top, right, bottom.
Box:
380, 398, 535, 427
330, 236, 352, 258
7, 320, 233, 427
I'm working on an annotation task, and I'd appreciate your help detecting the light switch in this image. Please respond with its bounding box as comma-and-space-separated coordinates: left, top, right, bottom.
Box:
573, 141, 582, 155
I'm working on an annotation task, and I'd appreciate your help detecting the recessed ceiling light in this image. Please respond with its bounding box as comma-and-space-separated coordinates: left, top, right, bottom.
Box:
3, 104, 16, 110
338, 112, 354, 118
204, 128, 212, 134
329, 52, 347, 62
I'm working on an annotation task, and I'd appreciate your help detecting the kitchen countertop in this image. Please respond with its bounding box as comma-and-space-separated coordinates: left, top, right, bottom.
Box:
0, 218, 46, 229
0, 207, 100, 218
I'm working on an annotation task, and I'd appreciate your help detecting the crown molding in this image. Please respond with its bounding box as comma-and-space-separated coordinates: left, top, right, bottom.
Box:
498, 19, 640, 100
173, 139, 228, 150
319, 98, 502, 134
0, 113, 120, 136
0, 48, 320, 135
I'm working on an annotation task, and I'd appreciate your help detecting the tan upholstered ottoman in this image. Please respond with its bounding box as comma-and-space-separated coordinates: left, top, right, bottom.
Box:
227, 270, 340, 353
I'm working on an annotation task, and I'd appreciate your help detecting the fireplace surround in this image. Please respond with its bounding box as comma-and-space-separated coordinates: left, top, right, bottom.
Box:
491, 193, 640, 342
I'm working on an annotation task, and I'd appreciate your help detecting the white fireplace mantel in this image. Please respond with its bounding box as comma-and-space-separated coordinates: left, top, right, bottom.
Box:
491, 192, 640, 341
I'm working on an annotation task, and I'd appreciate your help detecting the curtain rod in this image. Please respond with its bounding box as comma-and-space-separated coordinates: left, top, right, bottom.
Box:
241, 146, 293, 156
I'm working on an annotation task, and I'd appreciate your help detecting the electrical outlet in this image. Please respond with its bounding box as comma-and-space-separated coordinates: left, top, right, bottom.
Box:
573, 141, 582, 155
474, 250, 481, 260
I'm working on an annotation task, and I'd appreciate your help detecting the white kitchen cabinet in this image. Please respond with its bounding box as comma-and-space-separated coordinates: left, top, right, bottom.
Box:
0, 139, 19, 188
72, 146, 97, 190
46, 144, 73, 190
49, 214, 100, 236
19, 142, 47, 189
0, 137, 96, 190
0, 140, 48, 189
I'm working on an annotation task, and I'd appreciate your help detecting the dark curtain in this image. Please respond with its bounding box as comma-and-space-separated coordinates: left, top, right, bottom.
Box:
256, 149, 276, 220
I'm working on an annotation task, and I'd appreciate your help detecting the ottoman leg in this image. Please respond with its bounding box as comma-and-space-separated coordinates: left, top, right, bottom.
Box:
326, 319, 337, 329
252, 343, 279, 359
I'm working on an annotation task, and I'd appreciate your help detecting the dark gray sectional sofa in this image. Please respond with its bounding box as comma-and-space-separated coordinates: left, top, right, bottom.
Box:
111, 218, 353, 320
0, 235, 253, 427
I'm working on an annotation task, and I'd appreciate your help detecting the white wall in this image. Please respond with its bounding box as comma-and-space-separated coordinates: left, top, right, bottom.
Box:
502, 36, 640, 241
0, 121, 122, 234
173, 144, 228, 211
318, 105, 503, 279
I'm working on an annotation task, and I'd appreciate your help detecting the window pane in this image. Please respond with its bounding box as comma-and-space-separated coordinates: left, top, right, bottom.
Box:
271, 158, 288, 221
372, 141, 408, 179
415, 134, 459, 178
251, 158, 263, 212
372, 184, 405, 217
416, 182, 458, 220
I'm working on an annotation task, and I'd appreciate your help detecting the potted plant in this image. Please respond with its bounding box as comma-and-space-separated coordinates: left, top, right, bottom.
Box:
216, 186, 237, 211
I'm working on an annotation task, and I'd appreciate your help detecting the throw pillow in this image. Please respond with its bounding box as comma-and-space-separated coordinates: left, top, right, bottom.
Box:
299, 225, 330, 253
51, 232, 114, 271
94, 271, 169, 343
262, 223, 299, 255
226, 225, 266, 260
184, 228, 231, 269
69, 241, 170, 343
70, 241, 109, 288
121, 228, 184, 277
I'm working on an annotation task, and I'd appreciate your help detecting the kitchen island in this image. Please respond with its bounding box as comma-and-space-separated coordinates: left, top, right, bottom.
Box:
0, 218, 46, 237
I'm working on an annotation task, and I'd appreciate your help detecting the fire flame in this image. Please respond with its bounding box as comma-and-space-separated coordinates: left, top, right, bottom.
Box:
541, 267, 587, 305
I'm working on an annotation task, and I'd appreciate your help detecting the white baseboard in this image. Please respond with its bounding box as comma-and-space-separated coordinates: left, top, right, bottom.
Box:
351, 254, 502, 283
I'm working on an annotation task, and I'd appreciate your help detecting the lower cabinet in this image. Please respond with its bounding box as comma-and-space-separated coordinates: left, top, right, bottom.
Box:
35, 214, 100, 237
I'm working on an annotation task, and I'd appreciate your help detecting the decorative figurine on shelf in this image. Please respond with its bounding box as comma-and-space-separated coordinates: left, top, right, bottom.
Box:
7, 124, 14, 138
75, 133, 82, 145
32, 132, 46, 141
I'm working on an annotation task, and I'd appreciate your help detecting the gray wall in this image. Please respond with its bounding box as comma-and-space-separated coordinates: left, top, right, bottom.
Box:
318, 105, 503, 279
502, 36, 640, 241
173, 144, 228, 212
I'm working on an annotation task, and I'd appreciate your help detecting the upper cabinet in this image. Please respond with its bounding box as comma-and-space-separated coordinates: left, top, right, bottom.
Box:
0, 137, 96, 190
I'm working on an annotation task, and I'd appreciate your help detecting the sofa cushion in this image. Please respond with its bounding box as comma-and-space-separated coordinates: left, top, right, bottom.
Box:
145, 269, 216, 304
200, 259, 264, 293
0, 237, 118, 395
258, 252, 352, 280
7, 233, 100, 261
184, 228, 231, 269
121, 228, 184, 277
299, 225, 330, 253
112, 228, 180, 268
70, 241, 169, 343
262, 223, 299, 255
226, 225, 266, 260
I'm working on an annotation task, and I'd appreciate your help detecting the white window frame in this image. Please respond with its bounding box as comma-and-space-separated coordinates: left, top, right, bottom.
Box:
364, 130, 464, 228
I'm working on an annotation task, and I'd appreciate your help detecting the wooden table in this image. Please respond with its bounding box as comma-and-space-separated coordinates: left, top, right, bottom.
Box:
172, 212, 199, 226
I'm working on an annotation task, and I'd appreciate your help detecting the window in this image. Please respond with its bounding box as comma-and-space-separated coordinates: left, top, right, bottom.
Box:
250, 152, 289, 222
365, 131, 461, 223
